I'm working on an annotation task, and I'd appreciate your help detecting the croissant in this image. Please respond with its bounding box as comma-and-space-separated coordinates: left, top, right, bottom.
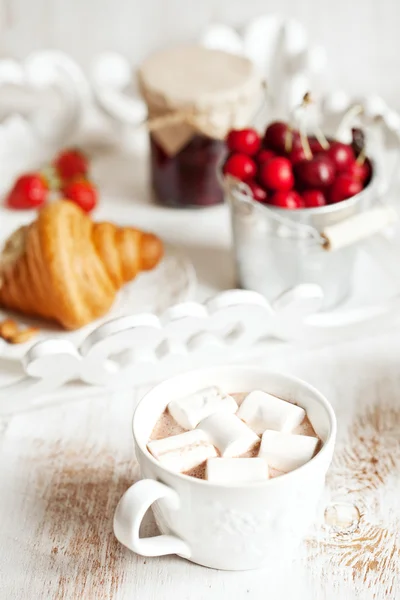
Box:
0, 201, 163, 330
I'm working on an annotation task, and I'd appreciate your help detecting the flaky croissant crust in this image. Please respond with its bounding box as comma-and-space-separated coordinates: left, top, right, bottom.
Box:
0, 201, 163, 329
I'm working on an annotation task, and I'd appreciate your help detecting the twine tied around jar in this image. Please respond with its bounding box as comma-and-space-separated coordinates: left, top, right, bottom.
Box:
143, 106, 233, 142
143, 79, 268, 135
138, 45, 265, 155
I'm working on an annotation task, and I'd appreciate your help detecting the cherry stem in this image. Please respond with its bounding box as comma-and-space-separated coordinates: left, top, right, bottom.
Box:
284, 126, 294, 153
314, 127, 330, 150
300, 128, 312, 160
336, 104, 364, 142
298, 93, 313, 159
301, 92, 330, 149
356, 147, 366, 166
251, 79, 269, 126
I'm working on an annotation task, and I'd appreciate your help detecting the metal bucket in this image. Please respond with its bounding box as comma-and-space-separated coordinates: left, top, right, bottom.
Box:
225, 166, 380, 309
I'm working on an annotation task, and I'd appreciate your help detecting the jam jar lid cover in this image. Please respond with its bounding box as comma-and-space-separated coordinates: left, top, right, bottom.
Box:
138, 45, 263, 155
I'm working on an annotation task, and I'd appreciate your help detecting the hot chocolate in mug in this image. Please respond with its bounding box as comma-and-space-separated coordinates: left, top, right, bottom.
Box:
114, 366, 336, 570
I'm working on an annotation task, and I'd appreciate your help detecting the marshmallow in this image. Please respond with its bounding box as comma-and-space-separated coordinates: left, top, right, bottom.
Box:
237, 390, 305, 434
259, 430, 319, 472
168, 386, 238, 430
198, 412, 259, 457
206, 457, 269, 484
147, 429, 217, 473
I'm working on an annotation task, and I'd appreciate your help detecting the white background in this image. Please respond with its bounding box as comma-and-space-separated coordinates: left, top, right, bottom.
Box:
0, 0, 399, 106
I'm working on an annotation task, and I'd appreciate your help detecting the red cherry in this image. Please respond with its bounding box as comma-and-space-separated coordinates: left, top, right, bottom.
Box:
288, 146, 306, 165
263, 122, 300, 154
223, 153, 257, 180
302, 189, 327, 208
270, 190, 304, 209
329, 175, 363, 204
326, 142, 355, 172
226, 128, 261, 156
263, 122, 287, 152
296, 155, 335, 188
246, 180, 268, 203
346, 159, 371, 183
259, 157, 294, 191
256, 149, 275, 164
308, 137, 325, 154
288, 132, 303, 151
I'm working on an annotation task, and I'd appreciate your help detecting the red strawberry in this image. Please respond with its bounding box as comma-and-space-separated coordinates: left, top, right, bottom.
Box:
55, 148, 88, 181
5, 173, 48, 209
62, 179, 98, 213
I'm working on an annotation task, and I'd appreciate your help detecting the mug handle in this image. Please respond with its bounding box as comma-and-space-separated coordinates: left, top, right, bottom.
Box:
113, 479, 191, 558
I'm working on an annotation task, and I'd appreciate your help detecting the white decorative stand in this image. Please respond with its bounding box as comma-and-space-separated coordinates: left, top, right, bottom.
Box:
2, 285, 400, 415
0, 50, 91, 194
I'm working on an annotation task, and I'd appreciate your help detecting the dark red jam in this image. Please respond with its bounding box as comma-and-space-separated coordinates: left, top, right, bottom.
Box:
150, 134, 226, 207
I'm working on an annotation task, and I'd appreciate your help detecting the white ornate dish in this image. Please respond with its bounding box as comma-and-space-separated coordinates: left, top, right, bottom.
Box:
2, 236, 400, 415
0, 242, 196, 361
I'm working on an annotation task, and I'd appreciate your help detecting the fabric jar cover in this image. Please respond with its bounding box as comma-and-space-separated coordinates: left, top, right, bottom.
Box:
137, 45, 264, 155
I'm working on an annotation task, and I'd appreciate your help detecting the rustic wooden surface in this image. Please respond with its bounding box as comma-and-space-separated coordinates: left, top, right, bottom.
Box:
2, 332, 400, 599
1, 149, 400, 599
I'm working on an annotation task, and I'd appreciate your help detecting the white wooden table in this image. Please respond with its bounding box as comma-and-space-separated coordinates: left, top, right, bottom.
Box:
0, 147, 400, 600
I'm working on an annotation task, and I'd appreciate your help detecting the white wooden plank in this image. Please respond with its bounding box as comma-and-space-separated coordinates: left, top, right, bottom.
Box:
1, 328, 400, 598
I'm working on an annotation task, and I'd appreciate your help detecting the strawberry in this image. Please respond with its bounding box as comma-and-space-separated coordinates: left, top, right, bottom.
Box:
5, 173, 48, 209
62, 179, 98, 212
54, 148, 88, 181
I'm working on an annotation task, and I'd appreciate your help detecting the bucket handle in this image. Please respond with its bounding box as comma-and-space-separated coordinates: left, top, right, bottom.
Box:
320, 206, 397, 250
222, 108, 400, 252
222, 175, 325, 245
224, 177, 397, 251
235, 180, 323, 242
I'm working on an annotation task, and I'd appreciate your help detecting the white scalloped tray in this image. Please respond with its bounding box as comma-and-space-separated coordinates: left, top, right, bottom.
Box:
2, 239, 400, 415
0, 242, 196, 360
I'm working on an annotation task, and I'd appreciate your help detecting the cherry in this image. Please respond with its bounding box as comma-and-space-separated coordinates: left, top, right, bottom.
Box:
296, 155, 335, 188
351, 127, 365, 158
327, 142, 355, 172
263, 122, 300, 154
308, 137, 325, 154
289, 133, 303, 151
288, 146, 306, 165
226, 128, 261, 156
223, 153, 257, 180
346, 159, 371, 184
270, 190, 304, 209
257, 149, 275, 164
259, 157, 294, 191
246, 180, 268, 203
263, 121, 287, 152
302, 189, 327, 208
329, 174, 363, 204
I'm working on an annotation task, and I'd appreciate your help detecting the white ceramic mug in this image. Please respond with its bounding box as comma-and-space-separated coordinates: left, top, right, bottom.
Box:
114, 366, 336, 570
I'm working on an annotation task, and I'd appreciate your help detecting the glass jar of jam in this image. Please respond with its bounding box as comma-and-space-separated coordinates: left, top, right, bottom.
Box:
150, 134, 225, 208
138, 45, 263, 208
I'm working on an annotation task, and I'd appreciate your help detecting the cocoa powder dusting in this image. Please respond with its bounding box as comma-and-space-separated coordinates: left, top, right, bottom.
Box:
151, 391, 320, 480
150, 407, 186, 440
32, 441, 139, 600
184, 461, 207, 480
